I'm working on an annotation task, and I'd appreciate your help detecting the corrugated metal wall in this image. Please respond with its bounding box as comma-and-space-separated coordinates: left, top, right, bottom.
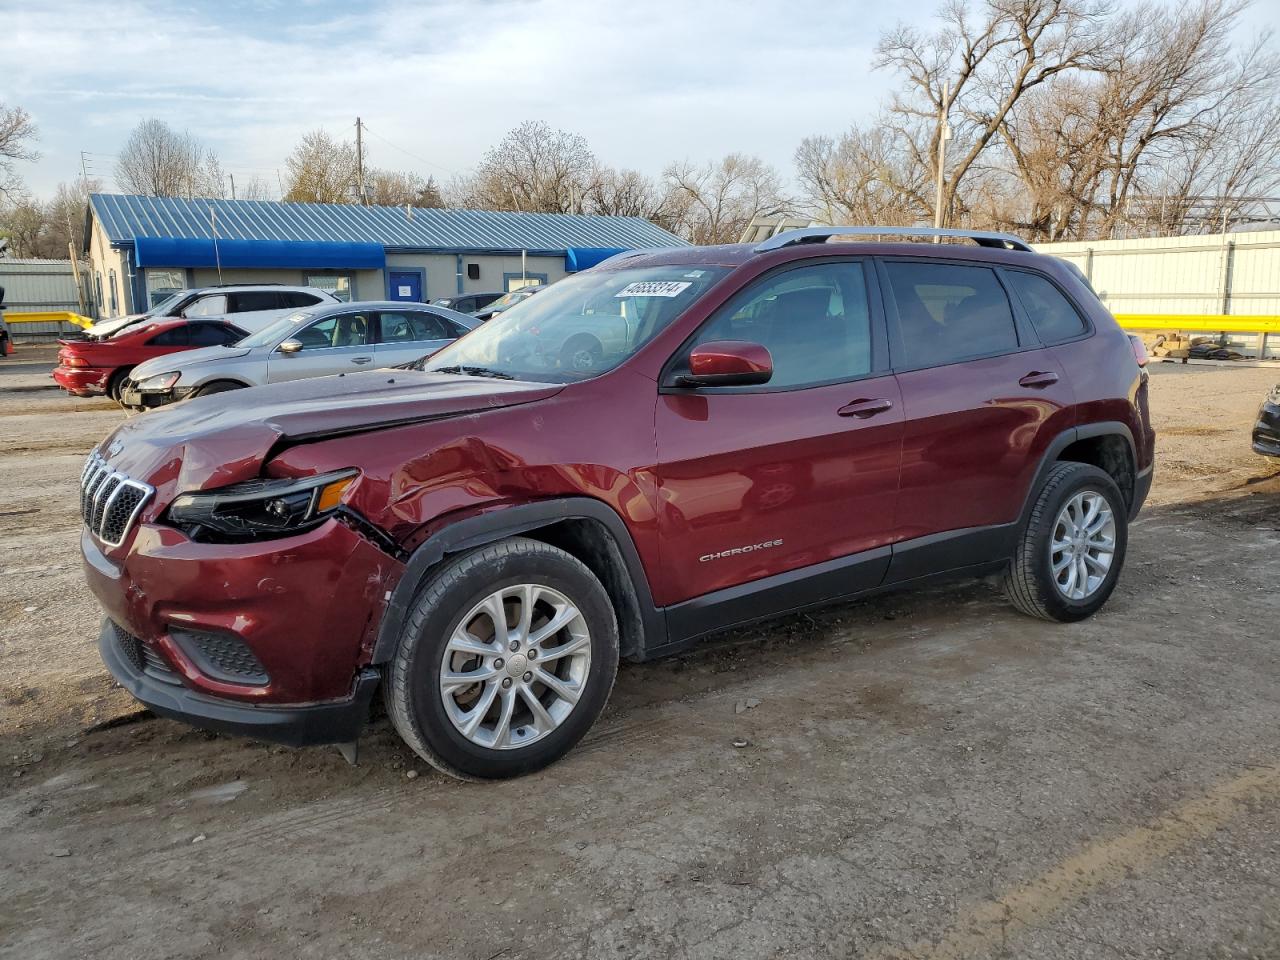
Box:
0, 259, 92, 337
1038, 230, 1280, 316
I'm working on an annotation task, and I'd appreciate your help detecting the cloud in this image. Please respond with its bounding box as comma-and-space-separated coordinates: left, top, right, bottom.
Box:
5, 0, 899, 196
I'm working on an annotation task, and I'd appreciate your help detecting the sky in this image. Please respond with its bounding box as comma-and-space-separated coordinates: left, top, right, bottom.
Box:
2, 0, 1274, 200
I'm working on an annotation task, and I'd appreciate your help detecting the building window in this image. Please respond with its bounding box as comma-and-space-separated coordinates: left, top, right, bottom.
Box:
95, 273, 104, 316
503, 272, 549, 292
304, 273, 354, 302
146, 269, 186, 308
108, 270, 119, 315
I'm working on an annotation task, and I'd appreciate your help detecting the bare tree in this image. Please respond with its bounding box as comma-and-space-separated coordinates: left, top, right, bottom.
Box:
795, 127, 931, 225
0, 103, 38, 200
457, 121, 597, 213
115, 119, 224, 198
283, 129, 358, 203
367, 170, 445, 207
0, 195, 49, 257
235, 176, 274, 201
662, 154, 789, 244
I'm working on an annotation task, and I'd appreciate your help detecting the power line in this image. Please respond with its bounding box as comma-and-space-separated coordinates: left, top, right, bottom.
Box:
359, 122, 457, 177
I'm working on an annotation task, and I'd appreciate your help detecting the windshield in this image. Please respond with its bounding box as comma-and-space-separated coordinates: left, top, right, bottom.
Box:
425, 265, 727, 383
236, 310, 318, 349
146, 291, 188, 317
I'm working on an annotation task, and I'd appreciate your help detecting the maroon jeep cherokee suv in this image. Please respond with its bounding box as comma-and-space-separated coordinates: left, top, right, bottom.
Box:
82, 227, 1154, 779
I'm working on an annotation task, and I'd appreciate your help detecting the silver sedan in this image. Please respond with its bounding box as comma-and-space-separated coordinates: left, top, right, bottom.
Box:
121, 301, 481, 409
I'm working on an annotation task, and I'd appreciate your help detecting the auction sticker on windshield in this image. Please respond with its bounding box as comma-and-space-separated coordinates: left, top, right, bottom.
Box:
615, 281, 692, 298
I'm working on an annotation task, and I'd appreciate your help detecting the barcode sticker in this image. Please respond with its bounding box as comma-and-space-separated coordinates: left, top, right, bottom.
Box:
615, 281, 692, 298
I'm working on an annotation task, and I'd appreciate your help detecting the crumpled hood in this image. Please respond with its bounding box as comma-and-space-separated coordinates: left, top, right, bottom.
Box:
130, 345, 252, 383
98, 371, 564, 494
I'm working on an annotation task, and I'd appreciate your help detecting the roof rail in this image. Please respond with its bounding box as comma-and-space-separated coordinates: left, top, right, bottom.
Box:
754, 226, 1033, 253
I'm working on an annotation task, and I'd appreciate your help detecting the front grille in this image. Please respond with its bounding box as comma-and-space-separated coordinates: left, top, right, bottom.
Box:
172, 629, 269, 686
80, 452, 154, 547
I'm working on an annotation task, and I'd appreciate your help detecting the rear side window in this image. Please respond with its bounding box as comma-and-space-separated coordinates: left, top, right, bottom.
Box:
281, 292, 324, 308
230, 291, 282, 313
379, 311, 456, 342
147, 326, 189, 347
690, 261, 873, 388
1005, 271, 1088, 344
884, 262, 1018, 367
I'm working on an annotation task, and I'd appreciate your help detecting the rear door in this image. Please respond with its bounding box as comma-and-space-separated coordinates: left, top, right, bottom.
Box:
878, 258, 1075, 578
655, 258, 903, 619
265, 309, 375, 383
374, 309, 464, 367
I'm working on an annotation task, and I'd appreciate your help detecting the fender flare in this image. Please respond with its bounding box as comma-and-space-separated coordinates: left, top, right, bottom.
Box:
370, 497, 666, 664
1019, 421, 1142, 528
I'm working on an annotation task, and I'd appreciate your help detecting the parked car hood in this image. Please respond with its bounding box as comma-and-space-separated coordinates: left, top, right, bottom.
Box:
130, 345, 253, 382
98, 371, 565, 494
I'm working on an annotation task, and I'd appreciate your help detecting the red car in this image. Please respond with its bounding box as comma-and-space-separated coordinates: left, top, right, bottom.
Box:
80, 226, 1154, 779
53, 318, 247, 402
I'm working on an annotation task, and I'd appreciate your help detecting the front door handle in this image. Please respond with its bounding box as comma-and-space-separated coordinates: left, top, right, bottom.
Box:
838, 398, 894, 418
1018, 371, 1059, 389
351, 356, 373, 365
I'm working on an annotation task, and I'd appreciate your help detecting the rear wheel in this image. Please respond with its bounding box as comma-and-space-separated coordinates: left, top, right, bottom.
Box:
1003, 461, 1128, 622
384, 537, 619, 780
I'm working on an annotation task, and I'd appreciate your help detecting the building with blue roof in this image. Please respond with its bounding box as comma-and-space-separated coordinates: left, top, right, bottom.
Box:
85, 193, 685, 317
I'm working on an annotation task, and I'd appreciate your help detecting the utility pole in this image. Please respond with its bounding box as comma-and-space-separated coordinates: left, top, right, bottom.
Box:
355, 116, 367, 206
228, 173, 236, 200
933, 80, 952, 236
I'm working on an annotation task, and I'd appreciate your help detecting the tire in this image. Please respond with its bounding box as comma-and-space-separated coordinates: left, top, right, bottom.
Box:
384, 537, 620, 780
560, 335, 603, 372
193, 380, 246, 398
1003, 461, 1129, 622
106, 367, 132, 405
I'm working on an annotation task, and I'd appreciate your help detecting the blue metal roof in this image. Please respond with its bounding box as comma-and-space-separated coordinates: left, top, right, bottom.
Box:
90, 193, 686, 255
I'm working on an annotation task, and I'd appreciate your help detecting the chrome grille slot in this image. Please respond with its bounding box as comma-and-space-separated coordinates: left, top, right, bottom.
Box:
79, 451, 155, 547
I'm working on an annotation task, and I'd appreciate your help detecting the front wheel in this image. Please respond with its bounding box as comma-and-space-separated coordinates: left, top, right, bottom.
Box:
384, 537, 619, 780
1003, 461, 1129, 622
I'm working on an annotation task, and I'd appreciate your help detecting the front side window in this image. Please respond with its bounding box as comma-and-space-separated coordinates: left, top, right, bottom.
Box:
184, 294, 228, 318
426, 265, 728, 383
884, 261, 1018, 368
686, 261, 873, 388
291, 311, 371, 350
1006, 271, 1088, 344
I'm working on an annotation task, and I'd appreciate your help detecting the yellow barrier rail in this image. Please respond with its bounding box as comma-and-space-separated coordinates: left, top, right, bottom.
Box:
2, 310, 94, 329
1115, 314, 1280, 335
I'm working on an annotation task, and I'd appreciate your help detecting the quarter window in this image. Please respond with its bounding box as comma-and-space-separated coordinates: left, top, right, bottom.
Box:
690, 262, 873, 388
884, 262, 1018, 368
1006, 271, 1088, 344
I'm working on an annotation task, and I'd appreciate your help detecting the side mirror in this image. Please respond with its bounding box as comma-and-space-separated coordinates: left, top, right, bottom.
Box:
677, 340, 773, 388
278, 339, 303, 355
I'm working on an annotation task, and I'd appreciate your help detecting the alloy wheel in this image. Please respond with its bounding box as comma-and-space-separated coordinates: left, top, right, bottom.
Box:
1049, 490, 1117, 601
439, 584, 591, 750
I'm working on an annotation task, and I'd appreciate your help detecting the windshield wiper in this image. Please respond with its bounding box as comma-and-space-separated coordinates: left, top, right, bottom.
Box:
433, 364, 515, 380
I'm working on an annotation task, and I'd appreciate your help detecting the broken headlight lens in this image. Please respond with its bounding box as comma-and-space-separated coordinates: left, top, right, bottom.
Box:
167, 469, 358, 540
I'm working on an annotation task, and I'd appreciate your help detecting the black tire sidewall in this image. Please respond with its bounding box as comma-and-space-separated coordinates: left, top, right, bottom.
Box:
1026, 466, 1129, 621
400, 546, 618, 778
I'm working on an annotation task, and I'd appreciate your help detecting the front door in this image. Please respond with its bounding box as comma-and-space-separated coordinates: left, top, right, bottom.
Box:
388, 271, 423, 303
655, 260, 904, 626
878, 258, 1076, 575
266, 309, 375, 383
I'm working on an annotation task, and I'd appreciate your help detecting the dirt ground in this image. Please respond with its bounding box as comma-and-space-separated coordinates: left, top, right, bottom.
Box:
1, 354, 1278, 960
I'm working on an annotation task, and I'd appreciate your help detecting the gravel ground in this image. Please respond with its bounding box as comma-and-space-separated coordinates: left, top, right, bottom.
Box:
1, 359, 1277, 960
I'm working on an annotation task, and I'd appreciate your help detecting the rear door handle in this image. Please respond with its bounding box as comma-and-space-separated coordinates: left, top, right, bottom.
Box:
838, 398, 894, 418
351, 356, 373, 365
1018, 371, 1059, 389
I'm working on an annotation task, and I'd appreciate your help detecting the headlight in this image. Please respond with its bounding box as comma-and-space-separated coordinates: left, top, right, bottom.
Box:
167, 469, 358, 541
137, 372, 180, 392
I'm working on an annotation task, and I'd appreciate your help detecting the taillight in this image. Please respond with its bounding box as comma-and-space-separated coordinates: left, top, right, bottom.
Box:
62, 356, 89, 368
1128, 335, 1148, 368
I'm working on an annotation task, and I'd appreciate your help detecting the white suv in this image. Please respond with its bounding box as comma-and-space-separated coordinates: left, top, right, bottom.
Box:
83, 285, 339, 341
